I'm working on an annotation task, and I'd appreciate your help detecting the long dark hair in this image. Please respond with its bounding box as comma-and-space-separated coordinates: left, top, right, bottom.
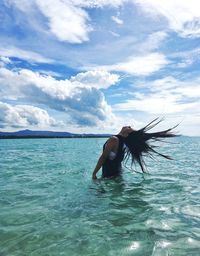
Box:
124, 118, 179, 173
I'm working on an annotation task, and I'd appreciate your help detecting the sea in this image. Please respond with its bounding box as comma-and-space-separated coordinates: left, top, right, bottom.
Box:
0, 136, 200, 256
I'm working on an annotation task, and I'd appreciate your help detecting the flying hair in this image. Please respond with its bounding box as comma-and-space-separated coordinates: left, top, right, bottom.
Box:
124, 118, 179, 173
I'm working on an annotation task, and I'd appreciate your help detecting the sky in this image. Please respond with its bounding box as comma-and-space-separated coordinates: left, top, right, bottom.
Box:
0, 0, 200, 136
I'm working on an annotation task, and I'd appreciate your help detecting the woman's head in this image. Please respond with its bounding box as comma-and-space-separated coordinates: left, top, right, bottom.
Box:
119, 126, 134, 137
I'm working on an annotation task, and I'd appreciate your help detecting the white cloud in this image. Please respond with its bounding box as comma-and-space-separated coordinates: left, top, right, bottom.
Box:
6, 0, 126, 45
171, 47, 200, 68
70, 70, 120, 89
133, 0, 200, 38
5, 0, 34, 12
109, 31, 120, 37
141, 76, 200, 98
113, 113, 142, 130
140, 31, 168, 52
0, 46, 53, 63
0, 102, 57, 128
113, 76, 200, 115
2, 0, 169, 69
35, 0, 91, 43
0, 56, 11, 67
6, 0, 91, 44
70, 0, 126, 8
99, 52, 169, 75
0, 56, 11, 64
111, 16, 124, 25
114, 95, 198, 114
0, 67, 117, 126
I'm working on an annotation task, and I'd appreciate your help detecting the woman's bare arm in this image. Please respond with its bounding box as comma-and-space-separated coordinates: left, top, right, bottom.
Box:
92, 137, 118, 179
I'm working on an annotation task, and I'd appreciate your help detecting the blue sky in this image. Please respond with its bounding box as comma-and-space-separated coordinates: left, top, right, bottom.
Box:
0, 0, 200, 135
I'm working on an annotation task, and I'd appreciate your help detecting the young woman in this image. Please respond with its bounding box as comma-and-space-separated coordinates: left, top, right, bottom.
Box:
92, 119, 178, 179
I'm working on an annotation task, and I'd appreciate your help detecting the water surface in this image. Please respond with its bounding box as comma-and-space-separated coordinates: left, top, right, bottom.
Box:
0, 137, 200, 255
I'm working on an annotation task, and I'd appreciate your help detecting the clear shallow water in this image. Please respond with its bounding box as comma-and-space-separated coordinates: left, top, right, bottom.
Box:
0, 137, 200, 256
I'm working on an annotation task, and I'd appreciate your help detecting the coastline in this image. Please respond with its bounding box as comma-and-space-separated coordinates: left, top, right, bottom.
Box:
0, 135, 110, 139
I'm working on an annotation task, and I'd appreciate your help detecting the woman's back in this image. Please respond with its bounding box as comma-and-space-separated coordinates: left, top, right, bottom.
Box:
102, 135, 125, 178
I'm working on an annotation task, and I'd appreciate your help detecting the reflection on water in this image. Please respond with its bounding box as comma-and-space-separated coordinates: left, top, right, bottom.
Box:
0, 137, 200, 256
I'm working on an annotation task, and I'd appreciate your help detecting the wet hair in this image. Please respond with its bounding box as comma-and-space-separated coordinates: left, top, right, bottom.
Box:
124, 118, 179, 173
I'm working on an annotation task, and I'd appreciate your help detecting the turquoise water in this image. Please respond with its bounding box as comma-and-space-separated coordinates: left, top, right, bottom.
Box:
0, 137, 200, 256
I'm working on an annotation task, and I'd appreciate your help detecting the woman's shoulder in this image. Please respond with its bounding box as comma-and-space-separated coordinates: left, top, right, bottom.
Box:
106, 135, 119, 145
110, 135, 119, 141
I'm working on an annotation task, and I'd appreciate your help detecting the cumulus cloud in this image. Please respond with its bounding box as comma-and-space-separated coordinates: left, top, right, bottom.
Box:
133, 0, 200, 38
70, 70, 120, 89
0, 67, 117, 126
0, 102, 57, 128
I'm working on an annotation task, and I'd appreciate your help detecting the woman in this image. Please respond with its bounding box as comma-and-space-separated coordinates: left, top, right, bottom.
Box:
92, 118, 178, 179
92, 126, 133, 179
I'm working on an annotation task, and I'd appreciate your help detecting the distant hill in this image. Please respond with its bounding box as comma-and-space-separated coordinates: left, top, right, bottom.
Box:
0, 129, 111, 138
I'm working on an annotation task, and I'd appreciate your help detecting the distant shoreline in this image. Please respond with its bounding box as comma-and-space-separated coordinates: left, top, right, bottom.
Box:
0, 135, 110, 139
